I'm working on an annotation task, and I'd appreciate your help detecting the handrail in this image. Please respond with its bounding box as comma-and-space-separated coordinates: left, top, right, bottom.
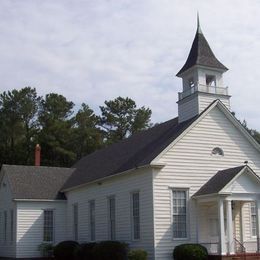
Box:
234, 238, 246, 260
178, 84, 229, 101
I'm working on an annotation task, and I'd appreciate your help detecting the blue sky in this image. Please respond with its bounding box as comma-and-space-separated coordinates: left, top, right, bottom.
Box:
0, 0, 260, 129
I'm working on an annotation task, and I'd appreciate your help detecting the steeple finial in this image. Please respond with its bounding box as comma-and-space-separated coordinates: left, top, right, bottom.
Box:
197, 12, 202, 34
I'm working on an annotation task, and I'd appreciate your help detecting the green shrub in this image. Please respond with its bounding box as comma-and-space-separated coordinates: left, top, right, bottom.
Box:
173, 244, 208, 260
92, 241, 128, 260
38, 242, 54, 257
128, 249, 148, 260
75, 242, 97, 260
53, 240, 80, 260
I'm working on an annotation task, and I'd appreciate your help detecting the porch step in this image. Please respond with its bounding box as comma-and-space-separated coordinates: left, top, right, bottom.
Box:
209, 253, 260, 260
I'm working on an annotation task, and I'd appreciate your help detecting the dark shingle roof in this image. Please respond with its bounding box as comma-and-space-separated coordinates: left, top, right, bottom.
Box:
2, 165, 74, 200
193, 166, 246, 197
62, 116, 198, 190
176, 28, 228, 76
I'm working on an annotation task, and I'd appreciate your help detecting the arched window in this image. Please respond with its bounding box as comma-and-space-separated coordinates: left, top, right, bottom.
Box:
212, 147, 224, 156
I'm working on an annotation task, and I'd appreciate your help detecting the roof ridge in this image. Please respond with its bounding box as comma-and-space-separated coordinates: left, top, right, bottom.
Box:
2, 164, 72, 170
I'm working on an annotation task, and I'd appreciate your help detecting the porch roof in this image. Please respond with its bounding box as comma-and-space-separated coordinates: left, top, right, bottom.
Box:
193, 165, 260, 197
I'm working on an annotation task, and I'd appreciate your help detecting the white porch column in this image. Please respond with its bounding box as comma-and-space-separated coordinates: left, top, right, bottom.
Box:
226, 200, 234, 254
256, 199, 260, 252
218, 198, 226, 255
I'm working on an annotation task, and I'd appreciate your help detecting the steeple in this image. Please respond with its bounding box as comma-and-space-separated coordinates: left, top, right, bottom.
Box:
176, 16, 228, 77
177, 16, 231, 123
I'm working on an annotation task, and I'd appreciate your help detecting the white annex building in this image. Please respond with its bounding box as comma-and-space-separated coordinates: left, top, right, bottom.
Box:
0, 19, 260, 260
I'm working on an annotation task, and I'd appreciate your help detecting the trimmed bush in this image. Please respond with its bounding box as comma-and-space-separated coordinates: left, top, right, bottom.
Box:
53, 240, 80, 260
75, 242, 97, 260
173, 244, 208, 260
92, 241, 128, 260
38, 243, 54, 257
128, 249, 148, 260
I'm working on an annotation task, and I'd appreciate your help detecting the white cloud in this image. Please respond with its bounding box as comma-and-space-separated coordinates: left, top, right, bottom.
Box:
0, 0, 260, 129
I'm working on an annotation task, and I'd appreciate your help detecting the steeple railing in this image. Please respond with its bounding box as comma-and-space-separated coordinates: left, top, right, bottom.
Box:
178, 84, 229, 101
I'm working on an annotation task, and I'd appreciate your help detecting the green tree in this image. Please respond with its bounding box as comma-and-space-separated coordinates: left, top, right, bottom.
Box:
0, 87, 41, 165
38, 93, 75, 166
72, 103, 103, 160
241, 119, 260, 144
99, 97, 152, 143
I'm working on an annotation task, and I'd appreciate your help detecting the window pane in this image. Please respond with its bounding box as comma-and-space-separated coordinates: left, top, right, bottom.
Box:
10, 210, 14, 242
4, 211, 7, 242
108, 197, 116, 240
43, 210, 54, 242
172, 190, 187, 238
251, 202, 257, 237
89, 201, 95, 241
132, 192, 140, 240
73, 204, 78, 241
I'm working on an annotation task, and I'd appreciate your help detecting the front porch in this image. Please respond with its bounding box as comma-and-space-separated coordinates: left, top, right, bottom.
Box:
193, 165, 260, 259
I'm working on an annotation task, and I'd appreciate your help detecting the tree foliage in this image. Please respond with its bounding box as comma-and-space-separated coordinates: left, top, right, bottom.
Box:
99, 97, 152, 143
0, 87, 41, 165
0, 89, 153, 167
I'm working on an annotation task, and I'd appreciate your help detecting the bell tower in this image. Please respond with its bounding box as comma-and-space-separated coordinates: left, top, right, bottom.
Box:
177, 15, 231, 123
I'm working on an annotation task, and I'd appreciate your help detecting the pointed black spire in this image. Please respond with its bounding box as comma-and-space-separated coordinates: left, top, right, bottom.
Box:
176, 16, 228, 77
197, 12, 202, 34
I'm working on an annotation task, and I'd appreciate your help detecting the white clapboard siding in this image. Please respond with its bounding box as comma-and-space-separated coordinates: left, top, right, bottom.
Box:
65, 167, 155, 259
199, 93, 230, 112
224, 173, 260, 193
178, 95, 199, 123
0, 174, 16, 258
153, 106, 260, 260
16, 201, 67, 258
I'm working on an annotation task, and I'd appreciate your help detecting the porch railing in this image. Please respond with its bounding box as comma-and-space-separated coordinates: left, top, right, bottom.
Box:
234, 238, 246, 254
178, 84, 229, 101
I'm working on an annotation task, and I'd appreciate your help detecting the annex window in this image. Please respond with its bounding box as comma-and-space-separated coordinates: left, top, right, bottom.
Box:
43, 210, 54, 242
108, 196, 116, 240
89, 200, 95, 241
131, 192, 140, 240
172, 189, 188, 239
251, 202, 257, 237
10, 210, 14, 243
212, 147, 224, 156
73, 204, 78, 241
4, 211, 7, 242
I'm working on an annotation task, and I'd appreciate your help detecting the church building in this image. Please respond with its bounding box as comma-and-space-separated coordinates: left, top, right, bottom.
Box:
0, 18, 260, 260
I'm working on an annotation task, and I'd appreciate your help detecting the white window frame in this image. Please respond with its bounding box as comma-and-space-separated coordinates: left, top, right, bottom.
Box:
89, 200, 95, 241
171, 188, 189, 240
250, 202, 257, 238
73, 203, 78, 241
108, 196, 116, 240
131, 191, 141, 241
43, 209, 55, 243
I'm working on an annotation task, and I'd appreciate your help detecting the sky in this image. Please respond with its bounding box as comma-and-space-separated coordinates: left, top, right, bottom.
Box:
0, 0, 260, 129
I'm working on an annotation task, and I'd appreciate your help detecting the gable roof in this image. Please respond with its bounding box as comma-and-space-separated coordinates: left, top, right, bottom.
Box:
62, 116, 198, 191
193, 165, 257, 197
176, 25, 228, 77
1, 165, 74, 200
63, 99, 260, 192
